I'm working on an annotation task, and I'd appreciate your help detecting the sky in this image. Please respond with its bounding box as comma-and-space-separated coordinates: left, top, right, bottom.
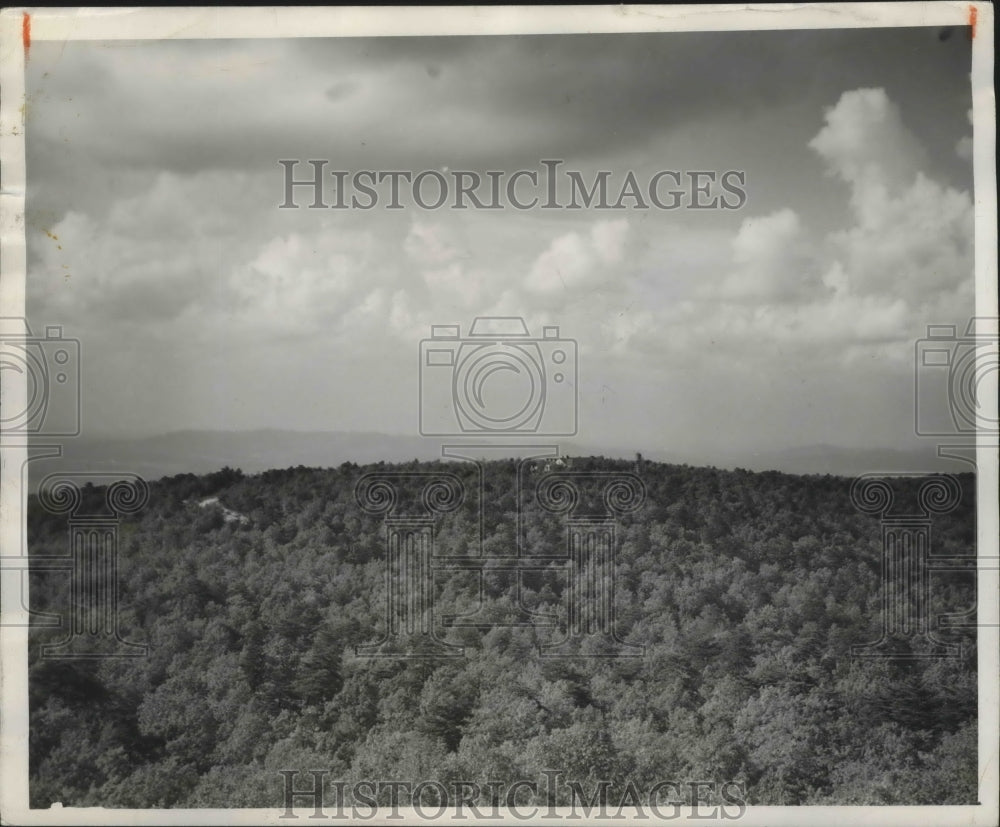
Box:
24, 27, 976, 462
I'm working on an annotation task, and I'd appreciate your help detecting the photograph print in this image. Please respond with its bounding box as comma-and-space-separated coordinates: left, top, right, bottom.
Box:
1, 4, 996, 825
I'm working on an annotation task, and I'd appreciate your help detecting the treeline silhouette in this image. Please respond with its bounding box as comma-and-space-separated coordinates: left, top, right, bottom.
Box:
27, 459, 977, 807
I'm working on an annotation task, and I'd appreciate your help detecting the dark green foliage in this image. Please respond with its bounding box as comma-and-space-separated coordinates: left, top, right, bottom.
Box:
27, 461, 977, 807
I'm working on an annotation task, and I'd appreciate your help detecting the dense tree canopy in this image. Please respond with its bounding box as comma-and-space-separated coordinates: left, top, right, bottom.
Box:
27, 460, 977, 807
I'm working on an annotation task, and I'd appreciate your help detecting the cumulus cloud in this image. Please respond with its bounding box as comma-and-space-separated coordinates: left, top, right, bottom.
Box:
810, 89, 973, 302
226, 229, 376, 338
28, 86, 972, 377
28, 169, 404, 348
717, 209, 828, 303
619, 86, 975, 371
398, 219, 526, 324
808, 88, 927, 196
29, 174, 231, 327
825, 172, 973, 299
404, 221, 463, 268
524, 219, 629, 305
763, 90, 966, 334
23, 28, 976, 453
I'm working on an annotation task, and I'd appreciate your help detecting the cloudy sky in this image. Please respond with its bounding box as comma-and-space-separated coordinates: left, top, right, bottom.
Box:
24, 26, 975, 462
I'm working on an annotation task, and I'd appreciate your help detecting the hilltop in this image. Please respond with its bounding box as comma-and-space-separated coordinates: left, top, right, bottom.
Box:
27, 459, 977, 808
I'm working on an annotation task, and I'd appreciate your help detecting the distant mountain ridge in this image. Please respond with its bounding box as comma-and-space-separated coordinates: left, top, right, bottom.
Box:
26, 429, 972, 487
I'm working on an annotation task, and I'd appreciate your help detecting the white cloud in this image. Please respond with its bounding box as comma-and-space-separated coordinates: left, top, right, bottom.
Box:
718, 209, 828, 303
28, 169, 402, 348
23, 45, 976, 453
30, 87, 971, 382
404, 221, 462, 267
625, 87, 973, 371
808, 88, 926, 197
524, 219, 630, 305
809, 90, 972, 303
601, 307, 656, 356
827, 171, 973, 299
29, 177, 229, 327
590, 218, 630, 266
227, 229, 374, 337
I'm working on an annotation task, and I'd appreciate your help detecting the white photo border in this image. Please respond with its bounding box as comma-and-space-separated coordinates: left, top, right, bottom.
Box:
1, 4, 996, 826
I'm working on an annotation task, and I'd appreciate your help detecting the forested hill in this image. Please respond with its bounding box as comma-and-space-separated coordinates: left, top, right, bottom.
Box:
27, 459, 977, 808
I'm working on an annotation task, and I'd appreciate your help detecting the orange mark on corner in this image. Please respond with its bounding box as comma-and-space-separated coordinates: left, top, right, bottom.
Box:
22, 12, 30, 55
969, 5, 978, 38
